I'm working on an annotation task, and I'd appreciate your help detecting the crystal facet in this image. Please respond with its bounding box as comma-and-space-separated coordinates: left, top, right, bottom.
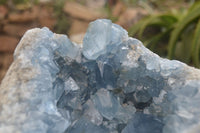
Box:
0, 19, 200, 133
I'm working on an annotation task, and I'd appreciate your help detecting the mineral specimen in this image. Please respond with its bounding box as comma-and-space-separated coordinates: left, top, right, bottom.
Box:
0, 19, 200, 133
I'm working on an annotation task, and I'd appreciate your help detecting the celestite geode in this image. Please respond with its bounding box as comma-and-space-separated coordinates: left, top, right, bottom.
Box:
0, 19, 200, 133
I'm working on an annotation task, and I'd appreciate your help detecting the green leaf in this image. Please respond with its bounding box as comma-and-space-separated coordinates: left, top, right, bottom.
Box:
138, 15, 158, 38
159, 14, 178, 26
139, 14, 177, 37
192, 19, 200, 67
188, 1, 200, 11
168, 2, 200, 59
151, 14, 178, 28
128, 19, 146, 37
145, 28, 172, 49
175, 24, 194, 63
128, 13, 178, 38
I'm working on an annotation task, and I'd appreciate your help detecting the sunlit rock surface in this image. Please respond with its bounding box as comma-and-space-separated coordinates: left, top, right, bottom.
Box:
0, 19, 200, 133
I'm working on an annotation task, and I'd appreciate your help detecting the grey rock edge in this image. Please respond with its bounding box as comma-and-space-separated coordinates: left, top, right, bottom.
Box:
0, 19, 200, 133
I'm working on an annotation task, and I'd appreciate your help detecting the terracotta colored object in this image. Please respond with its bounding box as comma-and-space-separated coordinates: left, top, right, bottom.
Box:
0, 36, 19, 52
112, 1, 126, 17
69, 19, 89, 35
116, 8, 147, 29
0, 5, 8, 20
38, 7, 56, 30
3, 23, 38, 37
63, 2, 104, 21
8, 11, 37, 23
0, 53, 13, 82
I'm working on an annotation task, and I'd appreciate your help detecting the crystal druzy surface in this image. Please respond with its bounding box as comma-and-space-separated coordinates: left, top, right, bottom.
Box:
0, 19, 200, 133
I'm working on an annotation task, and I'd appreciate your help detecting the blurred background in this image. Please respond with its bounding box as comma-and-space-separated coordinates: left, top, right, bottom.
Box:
0, 0, 200, 82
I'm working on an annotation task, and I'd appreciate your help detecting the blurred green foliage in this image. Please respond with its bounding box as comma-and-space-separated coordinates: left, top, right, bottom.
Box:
0, 0, 6, 5
0, 0, 39, 10
129, 1, 200, 67
105, 2, 119, 22
0, 0, 39, 5
13, 0, 30, 4
53, 0, 71, 34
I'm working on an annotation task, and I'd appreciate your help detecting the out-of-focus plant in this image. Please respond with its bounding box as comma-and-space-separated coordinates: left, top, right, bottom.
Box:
53, 0, 71, 34
105, 2, 119, 22
129, 1, 200, 67
0, 0, 6, 5
0, 0, 39, 10
0, 0, 30, 5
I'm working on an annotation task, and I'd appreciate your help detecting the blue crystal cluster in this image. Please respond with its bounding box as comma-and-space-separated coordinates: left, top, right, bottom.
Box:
0, 19, 200, 133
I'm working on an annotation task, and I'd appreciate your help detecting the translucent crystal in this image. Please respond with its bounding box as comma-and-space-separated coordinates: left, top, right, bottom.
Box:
65, 117, 109, 133
122, 113, 164, 133
83, 19, 128, 60
1, 19, 200, 133
92, 88, 119, 120
83, 100, 103, 125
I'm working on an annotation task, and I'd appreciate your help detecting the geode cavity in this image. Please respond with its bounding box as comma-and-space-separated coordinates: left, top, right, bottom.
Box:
0, 19, 200, 133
